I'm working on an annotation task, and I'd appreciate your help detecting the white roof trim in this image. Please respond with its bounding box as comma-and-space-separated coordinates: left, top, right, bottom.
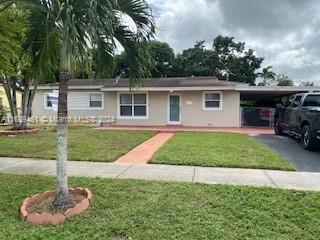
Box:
33, 85, 320, 92
32, 86, 104, 90
101, 86, 240, 92
236, 86, 320, 92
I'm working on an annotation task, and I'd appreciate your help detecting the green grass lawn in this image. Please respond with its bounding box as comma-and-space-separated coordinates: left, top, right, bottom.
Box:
1, 173, 319, 239
0, 127, 154, 162
151, 132, 294, 171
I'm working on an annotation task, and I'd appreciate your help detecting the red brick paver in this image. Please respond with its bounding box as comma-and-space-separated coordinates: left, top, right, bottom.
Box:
115, 133, 174, 164
100, 125, 274, 136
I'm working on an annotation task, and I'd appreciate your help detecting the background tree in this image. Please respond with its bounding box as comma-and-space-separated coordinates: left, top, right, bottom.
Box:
112, 36, 264, 84
257, 66, 276, 86
4, 0, 155, 209
114, 41, 174, 78
276, 74, 294, 86
0, 5, 45, 130
300, 81, 314, 86
171, 41, 212, 77
212, 35, 263, 85
147, 41, 174, 77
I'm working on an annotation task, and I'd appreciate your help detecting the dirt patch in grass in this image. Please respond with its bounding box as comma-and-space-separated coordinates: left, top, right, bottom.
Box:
28, 192, 86, 214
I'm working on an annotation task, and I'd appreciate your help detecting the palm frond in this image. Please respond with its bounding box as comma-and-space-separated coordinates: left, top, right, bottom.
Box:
114, 24, 153, 87
23, 4, 59, 82
116, 0, 155, 40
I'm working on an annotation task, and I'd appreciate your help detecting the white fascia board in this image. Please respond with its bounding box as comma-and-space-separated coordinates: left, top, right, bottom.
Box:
32, 86, 104, 90
101, 86, 238, 92
235, 86, 320, 92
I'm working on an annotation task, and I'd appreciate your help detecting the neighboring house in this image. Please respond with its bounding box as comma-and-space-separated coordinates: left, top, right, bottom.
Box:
32, 77, 320, 127
0, 85, 22, 111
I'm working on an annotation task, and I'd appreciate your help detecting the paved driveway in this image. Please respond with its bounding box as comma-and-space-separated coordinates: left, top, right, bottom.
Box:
256, 135, 320, 172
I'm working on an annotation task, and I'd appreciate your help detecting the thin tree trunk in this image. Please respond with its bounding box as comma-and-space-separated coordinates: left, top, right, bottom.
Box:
53, 71, 70, 208
26, 81, 37, 118
20, 78, 37, 129
1, 76, 37, 130
2, 77, 19, 129
22, 77, 30, 117
11, 81, 21, 129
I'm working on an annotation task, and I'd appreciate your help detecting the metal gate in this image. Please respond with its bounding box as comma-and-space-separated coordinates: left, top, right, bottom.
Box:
241, 107, 275, 128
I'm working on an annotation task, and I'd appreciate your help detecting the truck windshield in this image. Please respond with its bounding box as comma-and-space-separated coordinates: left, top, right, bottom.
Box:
302, 95, 320, 107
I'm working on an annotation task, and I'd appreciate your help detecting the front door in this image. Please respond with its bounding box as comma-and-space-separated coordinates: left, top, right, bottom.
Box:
168, 95, 181, 125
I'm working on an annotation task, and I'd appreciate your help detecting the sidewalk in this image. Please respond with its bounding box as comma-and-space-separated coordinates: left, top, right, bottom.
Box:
1, 157, 320, 191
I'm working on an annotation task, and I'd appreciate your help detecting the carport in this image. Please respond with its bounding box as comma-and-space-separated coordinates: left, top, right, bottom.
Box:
237, 86, 320, 128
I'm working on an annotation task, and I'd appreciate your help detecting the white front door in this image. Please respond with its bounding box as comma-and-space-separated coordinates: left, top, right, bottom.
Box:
168, 94, 181, 125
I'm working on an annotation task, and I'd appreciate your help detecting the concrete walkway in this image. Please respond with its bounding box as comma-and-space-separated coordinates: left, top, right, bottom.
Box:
115, 133, 174, 164
1, 157, 320, 192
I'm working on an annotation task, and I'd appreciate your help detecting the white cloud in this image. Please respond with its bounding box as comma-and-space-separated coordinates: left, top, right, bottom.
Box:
147, 0, 320, 85
150, 0, 224, 52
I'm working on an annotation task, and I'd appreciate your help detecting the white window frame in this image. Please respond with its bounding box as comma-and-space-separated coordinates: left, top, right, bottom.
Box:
44, 92, 104, 110
88, 93, 104, 110
44, 93, 55, 110
117, 92, 149, 120
202, 91, 223, 111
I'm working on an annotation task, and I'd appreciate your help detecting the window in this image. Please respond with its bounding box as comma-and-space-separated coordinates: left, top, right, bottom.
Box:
47, 96, 53, 107
44, 92, 104, 110
291, 95, 302, 108
89, 94, 102, 108
119, 93, 147, 118
203, 92, 222, 110
44, 94, 58, 109
302, 95, 320, 107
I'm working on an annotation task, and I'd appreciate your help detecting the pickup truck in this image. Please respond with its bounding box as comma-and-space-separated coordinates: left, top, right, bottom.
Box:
274, 93, 320, 150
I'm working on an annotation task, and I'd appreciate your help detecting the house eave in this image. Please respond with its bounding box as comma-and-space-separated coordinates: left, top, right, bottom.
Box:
236, 86, 320, 92
100, 86, 240, 92
32, 85, 104, 90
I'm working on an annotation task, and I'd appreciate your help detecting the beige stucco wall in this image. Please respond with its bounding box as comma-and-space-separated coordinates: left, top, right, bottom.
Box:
32, 90, 240, 127
181, 91, 240, 127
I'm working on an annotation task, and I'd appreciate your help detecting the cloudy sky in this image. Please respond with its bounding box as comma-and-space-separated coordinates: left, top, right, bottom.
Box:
147, 0, 320, 85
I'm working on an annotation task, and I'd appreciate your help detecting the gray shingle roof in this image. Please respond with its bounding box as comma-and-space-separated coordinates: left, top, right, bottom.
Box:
103, 76, 242, 88
39, 76, 247, 89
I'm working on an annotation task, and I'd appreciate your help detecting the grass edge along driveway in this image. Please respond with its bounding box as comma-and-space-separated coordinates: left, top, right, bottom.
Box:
0, 127, 155, 162
1, 173, 319, 239
151, 132, 294, 171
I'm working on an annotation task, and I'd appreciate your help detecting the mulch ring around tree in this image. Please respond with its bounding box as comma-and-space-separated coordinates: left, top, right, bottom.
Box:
20, 188, 92, 225
0, 128, 40, 136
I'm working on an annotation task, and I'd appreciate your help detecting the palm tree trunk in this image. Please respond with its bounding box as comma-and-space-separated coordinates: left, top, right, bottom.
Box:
53, 71, 70, 208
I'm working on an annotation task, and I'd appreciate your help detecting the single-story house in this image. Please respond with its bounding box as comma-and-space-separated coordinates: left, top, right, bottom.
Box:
32, 77, 320, 127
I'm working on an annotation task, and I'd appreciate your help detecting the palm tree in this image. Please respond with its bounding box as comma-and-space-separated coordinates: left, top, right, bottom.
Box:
1, 0, 155, 208
258, 66, 276, 86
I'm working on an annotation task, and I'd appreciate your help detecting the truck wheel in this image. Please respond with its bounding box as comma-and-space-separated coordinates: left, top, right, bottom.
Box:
274, 119, 284, 136
301, 125, 317, 150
